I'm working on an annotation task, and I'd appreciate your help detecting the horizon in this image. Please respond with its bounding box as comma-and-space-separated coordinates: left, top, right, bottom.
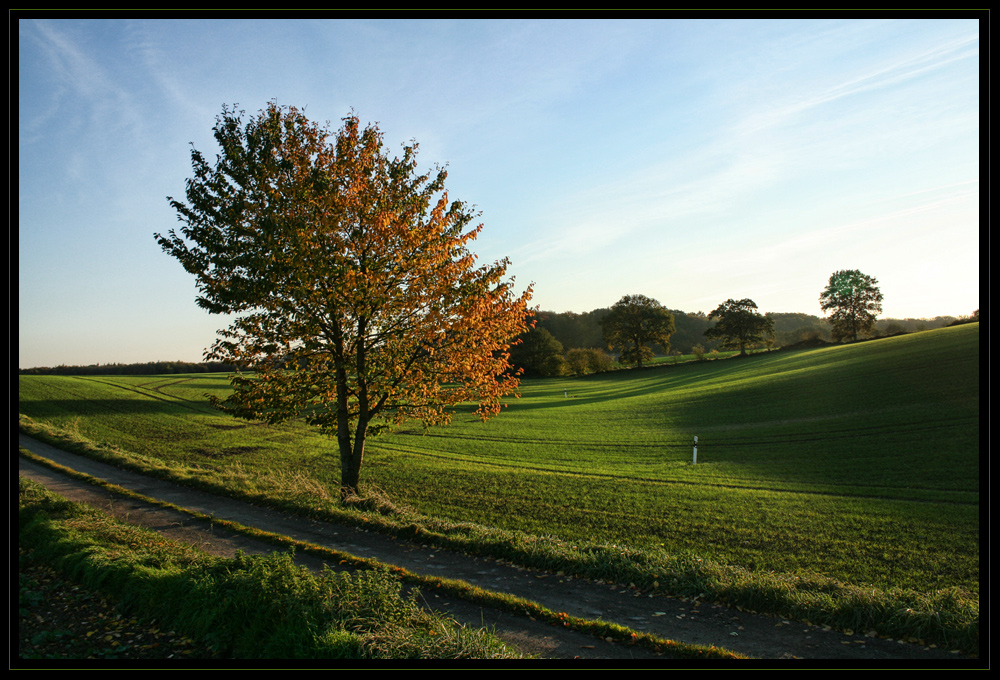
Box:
19, 309, 974, 371
17, 16, 980, 368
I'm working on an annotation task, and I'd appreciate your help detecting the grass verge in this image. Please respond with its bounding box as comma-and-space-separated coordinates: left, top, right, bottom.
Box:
19, 447, 742, 660
18, 476, 525, 660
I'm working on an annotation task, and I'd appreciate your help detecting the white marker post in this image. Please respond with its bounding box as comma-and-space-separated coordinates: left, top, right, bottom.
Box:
693, 436, 698, 465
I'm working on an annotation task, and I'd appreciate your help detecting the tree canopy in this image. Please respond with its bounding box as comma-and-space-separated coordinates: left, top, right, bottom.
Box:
155, 103, 533, 498
600, 294, 675, 368
819, 269, 883, 342
508, 326, 566, 377
704, 298, 774, 355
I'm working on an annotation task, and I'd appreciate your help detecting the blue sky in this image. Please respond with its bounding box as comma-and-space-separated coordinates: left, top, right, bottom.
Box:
17, 16, 980, 368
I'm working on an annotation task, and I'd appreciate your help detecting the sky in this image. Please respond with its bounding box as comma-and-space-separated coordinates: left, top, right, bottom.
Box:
17, 16, 981, 368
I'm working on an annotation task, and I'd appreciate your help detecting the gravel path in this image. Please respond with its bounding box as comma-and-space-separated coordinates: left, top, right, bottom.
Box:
17, 433, 968, 664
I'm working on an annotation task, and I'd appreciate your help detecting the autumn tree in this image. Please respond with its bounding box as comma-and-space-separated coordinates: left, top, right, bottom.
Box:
704, 298, 774, 356
819, 269, 883, 342
156, 103, 533, 499
600, 294, 675, 368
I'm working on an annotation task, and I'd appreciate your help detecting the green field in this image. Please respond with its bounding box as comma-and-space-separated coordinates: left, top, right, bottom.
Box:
18, 323, 979, 600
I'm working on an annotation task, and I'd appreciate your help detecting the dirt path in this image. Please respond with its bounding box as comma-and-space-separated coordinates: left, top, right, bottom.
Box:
17, 434, 966, 663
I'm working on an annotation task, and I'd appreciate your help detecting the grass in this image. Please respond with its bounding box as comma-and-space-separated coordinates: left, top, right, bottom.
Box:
18, 466, 743, 661
18, 323, 980, 655
19, 551, 228, 660
359, 326, 978, 592
17, 477, 526, 660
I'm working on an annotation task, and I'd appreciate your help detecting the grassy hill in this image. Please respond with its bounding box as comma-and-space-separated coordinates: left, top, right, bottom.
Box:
19, 324, 979, 598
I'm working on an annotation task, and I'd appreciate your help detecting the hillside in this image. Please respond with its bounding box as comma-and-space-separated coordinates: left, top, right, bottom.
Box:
18, 323, 981, 657
18, 323, 979, 596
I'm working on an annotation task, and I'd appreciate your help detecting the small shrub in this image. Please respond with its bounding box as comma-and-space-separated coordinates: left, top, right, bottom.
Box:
565, 348, 613, 375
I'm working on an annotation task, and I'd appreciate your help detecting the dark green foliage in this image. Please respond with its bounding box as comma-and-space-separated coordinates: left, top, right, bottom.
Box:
768, 312, 831, 347
600, 294, 676, 368
665, 311, 719, 354
876, 316, 958, 334
534, 308, 611, 350
704, 298, 774, 356
564, 347, 613, 375
18, 361, 238, 376
509, 327, 566, 377
538, 308, 715, 355
947, 310, 979, 327
819, 269, 884, 342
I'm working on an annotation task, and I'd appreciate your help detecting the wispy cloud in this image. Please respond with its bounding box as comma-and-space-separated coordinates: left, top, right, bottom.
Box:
17, 18, 979, 366
20, 19, 153, 172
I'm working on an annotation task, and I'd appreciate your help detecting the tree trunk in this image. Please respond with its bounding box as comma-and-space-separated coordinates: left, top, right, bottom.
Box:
338, 420, 368, 500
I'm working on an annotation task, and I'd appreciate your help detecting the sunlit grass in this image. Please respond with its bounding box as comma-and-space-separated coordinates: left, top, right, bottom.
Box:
18, 324, 979, 597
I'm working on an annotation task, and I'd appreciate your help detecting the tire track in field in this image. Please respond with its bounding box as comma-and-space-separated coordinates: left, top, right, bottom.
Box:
368, 440, 979, 506
70, 376, 214, 415
389, 413, 976, 449
43, 377, 976, 503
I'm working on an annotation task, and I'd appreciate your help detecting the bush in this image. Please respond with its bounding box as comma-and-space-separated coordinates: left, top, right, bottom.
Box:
565, 348, 613, 375
510, 327, 565, 377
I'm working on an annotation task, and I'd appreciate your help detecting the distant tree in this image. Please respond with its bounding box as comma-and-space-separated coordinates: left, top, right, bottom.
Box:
669, 309, 720, 353
600, 294, 676, 368
819, 269, 884, 342
536, 308, 610, 350
763, 315, 777, 351
509, 327, 565, 377
703, 298, 774, 356
155, 103, 532, 499
947, 309, 980, 327
565, 347, 613, 375
564, 348, 588, 376
768, 312, 830, 347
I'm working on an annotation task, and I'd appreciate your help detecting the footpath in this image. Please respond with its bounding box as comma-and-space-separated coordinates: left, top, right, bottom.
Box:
17, 433, 964, 664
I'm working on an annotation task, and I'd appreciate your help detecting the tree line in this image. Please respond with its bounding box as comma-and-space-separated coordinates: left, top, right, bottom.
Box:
530, 307, 854, 357
18, 360, 240, 376
510, 269, 965, 377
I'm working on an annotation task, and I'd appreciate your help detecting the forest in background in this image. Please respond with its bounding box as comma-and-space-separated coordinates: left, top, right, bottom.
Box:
534, 308, 961, 356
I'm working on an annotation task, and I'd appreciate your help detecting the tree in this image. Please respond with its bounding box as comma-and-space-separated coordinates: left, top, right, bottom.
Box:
819, 269, 883, 342
600, 294, 676, 368
509, 326, 565, 377
703, 298, 774, 356
155, 103, 533, 499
